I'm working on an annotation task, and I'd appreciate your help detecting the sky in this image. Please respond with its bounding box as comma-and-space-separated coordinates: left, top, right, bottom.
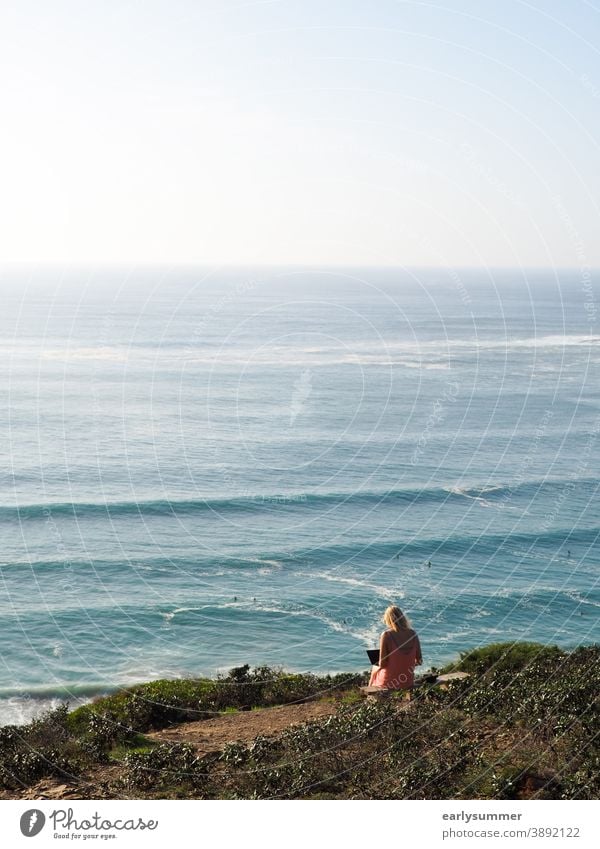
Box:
1, 0, 599, 267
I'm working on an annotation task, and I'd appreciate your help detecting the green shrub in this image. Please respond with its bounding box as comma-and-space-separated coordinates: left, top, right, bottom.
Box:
67, 666, 366, 744
0, 705, 88, 791
2, 646, 597, 799
450, 641, 565, 676
121, 743, 205, 796
109, 646, 599, 799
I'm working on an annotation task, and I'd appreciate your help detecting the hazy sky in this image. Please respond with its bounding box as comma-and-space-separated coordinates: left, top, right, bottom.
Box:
1, 0, 599, 267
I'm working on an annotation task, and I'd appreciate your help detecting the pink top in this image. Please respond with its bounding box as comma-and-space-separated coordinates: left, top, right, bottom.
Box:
369, 628, 421, 690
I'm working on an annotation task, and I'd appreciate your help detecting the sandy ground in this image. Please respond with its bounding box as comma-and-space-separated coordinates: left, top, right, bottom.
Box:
146, 699, 339, 754
5, 699, 343, 800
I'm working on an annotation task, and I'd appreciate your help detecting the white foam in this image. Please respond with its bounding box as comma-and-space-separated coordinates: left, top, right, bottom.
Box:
306, 571, 404, 602
10, 333, 600, 371
162, 605, 208, 627
445, 485, 525, 512
0, 696, 87, 727
353, 622, 386, 646
180, 334, 600, 365
566, 590, 600, 609
445, 485, 493, 507
245, 558, 283, 574
239, 598, 378, 645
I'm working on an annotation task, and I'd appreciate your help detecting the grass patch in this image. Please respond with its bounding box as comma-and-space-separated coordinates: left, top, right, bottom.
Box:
444, 641, 565, 676
107, 733, 158, 762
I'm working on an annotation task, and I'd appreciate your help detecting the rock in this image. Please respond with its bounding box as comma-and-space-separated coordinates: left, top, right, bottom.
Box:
435, 672, 470, 682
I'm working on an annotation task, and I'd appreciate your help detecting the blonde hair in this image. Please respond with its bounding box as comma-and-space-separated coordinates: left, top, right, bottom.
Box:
383, 605, 411, 632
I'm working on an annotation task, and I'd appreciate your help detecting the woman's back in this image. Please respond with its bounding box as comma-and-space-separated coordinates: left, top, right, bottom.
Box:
369, 627, 421, 690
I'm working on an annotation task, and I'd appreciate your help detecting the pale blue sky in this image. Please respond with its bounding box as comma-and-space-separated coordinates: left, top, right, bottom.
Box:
1, 0, 599, 266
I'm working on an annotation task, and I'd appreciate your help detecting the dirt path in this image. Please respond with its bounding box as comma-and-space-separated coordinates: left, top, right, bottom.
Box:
5, 700, 341, 800
147, 699, 339, 755
7, 694, 425, 799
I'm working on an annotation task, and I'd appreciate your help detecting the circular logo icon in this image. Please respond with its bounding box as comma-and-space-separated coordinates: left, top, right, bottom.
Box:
20, 810, 46, 837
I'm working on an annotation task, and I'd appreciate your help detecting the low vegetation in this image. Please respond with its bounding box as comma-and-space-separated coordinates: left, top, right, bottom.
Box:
0, 644, 597, 800
445, 640, 567, 676
67, 665, 365, 743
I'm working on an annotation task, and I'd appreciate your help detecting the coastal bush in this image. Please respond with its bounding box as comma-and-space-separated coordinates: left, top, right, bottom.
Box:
201, 645, 598, 800
453, 647, 598, 734
0, 705, 88, 791
67, 666, 366, 747
121, 743, 207, 796
560, 756, 600, 800
451, 641, 565, 676
68, 678, 217, 737
2, 645, 598, 799
487, 762, 562, 800
117, 642, 597, 799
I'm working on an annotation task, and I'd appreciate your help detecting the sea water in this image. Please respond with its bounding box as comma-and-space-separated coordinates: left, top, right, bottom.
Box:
0, 266, 598, 724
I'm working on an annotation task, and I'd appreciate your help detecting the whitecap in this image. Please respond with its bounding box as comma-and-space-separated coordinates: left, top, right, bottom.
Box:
565, 590, 600, 609
304, 571, 403, 602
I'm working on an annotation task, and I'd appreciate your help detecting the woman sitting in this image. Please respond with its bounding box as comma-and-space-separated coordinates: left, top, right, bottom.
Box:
369, 605, 422, 690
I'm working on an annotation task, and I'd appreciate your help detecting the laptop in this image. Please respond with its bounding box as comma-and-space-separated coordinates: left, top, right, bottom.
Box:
366, 649, 380, 665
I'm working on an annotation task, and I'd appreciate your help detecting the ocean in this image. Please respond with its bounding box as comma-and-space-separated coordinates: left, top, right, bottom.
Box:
0, 266, 598, 724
